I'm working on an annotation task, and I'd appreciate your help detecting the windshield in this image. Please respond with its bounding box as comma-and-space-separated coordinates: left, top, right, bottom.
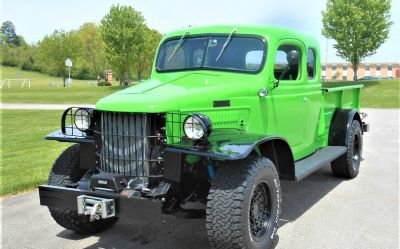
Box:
156, 35, 266, 73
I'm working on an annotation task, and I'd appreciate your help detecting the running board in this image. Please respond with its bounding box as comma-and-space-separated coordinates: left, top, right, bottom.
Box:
295, 146, 347, 181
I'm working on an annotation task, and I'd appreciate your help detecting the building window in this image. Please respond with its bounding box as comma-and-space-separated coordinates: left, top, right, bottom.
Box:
388, 65, 393, 71
343, 76, 347, 80
343, 64, 347, 71
322, 65, 326, 71
333, 65, 337, 71
376, 64, 381, 70
365, 64, 370, 70
307, 48, 316, 79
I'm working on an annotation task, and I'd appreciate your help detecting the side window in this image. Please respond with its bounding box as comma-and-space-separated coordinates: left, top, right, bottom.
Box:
274, 45, 301, 80
245, 50, 263, 70
307, 48, 316, 79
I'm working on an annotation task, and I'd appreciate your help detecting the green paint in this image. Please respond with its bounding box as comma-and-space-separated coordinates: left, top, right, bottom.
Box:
254, 146, 262, 156
185, 155, 201, 165
95, 25, 362, 161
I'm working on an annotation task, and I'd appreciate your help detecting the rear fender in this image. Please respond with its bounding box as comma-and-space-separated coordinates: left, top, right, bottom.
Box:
329, 108, 362, 146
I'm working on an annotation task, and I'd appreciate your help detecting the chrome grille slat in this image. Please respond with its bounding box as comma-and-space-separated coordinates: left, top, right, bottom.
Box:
97, 112, 152, 180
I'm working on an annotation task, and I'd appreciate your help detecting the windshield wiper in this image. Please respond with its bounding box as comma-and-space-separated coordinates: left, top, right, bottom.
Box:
215, 28, 236, 62
168, 31, 190, 62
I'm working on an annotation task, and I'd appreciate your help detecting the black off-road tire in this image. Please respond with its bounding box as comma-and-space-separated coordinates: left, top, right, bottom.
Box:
331, 120, 363, 178
206, 156, 281, 249
48, 144, 117, 234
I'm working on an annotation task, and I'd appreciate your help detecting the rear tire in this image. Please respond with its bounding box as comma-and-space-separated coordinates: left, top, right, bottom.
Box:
206, 156, 281, 249
48, 144, 117, 234
331, 120, 363, 178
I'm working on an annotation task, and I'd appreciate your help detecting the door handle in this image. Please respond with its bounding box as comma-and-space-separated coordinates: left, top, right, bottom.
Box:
303, 97, 309, 102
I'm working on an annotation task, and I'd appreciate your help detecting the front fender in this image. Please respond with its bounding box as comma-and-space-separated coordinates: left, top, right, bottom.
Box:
165, 129, 286, 160
45, 129, 94, 144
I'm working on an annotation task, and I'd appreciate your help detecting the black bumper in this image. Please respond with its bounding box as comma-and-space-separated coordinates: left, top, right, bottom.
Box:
38, 185, 162, 222
362, 122, 370, 132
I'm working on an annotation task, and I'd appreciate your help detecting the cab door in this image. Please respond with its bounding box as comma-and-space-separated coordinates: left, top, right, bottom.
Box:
266, 40, 309, 160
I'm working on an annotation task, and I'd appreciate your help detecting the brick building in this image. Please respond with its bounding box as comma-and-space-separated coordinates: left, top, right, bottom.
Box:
321, 62, 400, 81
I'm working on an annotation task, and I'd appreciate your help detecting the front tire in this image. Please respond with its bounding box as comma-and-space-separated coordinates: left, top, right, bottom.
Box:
331, 120, 363, 178
48, 144, 117, 234
206, 156, 281, 249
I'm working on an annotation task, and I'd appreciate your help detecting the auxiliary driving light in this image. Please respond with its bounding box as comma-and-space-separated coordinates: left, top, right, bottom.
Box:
183, 114, 212, 140
74, 108, 92, 131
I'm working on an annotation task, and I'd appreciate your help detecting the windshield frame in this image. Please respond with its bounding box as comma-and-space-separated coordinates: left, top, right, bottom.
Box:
155, 33, 268, 75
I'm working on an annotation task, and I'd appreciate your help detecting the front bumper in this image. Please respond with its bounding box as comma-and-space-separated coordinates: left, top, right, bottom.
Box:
38, 185, 162, 222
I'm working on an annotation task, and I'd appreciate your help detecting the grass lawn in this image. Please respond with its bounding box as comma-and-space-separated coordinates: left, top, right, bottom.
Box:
0, 110, 70, 196
0, 65, 127, 104
2, 65, 399, 107
360, 79, 400, 108
323, 79, 400, 108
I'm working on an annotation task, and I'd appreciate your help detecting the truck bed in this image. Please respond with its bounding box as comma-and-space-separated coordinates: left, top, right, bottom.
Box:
320, 83, 363, 146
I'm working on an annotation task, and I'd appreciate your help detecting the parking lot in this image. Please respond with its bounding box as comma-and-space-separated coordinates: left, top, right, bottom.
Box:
1, 108, 399, 249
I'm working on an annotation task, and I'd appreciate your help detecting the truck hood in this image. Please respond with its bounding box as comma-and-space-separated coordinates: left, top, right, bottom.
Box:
95, 72, 260, 112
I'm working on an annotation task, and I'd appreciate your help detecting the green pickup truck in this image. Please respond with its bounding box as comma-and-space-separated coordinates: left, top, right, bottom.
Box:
39, 25, 369, 249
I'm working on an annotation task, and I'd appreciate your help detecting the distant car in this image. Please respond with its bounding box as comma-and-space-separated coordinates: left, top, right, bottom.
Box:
360, 76, 377, 80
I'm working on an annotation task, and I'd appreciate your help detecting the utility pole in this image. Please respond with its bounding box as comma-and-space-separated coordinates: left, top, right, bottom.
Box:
325, 38, 328, 67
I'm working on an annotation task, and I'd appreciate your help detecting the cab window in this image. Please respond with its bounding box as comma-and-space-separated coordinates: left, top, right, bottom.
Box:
307, 48, 316, 79
274, 45, 301, 81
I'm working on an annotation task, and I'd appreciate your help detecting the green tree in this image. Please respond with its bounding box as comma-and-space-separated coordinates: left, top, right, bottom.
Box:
1, 21, 20, 46
0, 33, 8, 45
20, 45, 39, 71
77, 23, 106, 78
322, 0, 392, 81
0, 45, 20, 66
135, 27, 162, 80
37, 30, 82, 77
101, 5, 145, 84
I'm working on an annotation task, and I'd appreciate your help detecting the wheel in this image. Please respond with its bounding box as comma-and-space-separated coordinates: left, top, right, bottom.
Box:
331, 120, 363, 178
206, 156, 281, 249
48, 144, 117, 234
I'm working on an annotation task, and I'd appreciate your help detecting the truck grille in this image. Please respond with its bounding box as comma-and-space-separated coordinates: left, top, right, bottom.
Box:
94, 112, 164, 180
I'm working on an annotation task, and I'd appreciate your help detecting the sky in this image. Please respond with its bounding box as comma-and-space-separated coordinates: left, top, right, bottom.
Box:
1, 0, 399, 63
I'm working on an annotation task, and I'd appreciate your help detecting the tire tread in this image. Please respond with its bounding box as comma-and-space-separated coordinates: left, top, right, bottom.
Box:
206, 156, 280, 249
48, 144, 117, 234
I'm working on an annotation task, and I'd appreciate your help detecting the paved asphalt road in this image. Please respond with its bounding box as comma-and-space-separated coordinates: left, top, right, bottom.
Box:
1, 108, 399, 249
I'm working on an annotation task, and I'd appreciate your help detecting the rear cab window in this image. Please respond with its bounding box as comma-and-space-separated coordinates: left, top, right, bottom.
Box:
307, 48, 316, 80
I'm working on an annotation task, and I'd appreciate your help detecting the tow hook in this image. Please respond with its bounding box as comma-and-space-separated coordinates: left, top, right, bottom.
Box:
87, 203, 101, 221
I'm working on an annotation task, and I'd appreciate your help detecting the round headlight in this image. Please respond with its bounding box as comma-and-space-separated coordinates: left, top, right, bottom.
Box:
183, 114, 212, 140
74, 108, 92, 131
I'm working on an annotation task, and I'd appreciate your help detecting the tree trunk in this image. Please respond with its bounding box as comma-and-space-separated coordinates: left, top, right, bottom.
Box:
137, 68, 142, 82
119, 74, 123, 85
353, 64, 358, 82
137, 61, 142, 81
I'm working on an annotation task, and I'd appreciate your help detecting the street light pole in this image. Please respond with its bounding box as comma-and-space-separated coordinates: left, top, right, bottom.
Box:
65, 58, 73, 87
